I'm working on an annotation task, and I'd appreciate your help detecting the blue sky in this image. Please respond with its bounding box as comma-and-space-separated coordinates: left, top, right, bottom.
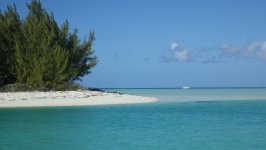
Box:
2, 0, 266, 88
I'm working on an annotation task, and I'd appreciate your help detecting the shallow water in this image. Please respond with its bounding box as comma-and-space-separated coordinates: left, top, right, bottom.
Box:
1, 88, 266, 150
106, 88, 266, 102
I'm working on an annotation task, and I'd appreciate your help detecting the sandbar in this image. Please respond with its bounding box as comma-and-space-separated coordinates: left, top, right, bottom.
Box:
0, 90, 157, 108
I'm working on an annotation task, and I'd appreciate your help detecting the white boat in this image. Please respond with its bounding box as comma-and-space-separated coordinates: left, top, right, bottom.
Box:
182, 86, 190, 89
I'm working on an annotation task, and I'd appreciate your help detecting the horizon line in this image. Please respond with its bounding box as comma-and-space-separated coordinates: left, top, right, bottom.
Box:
94, 87, 266, 89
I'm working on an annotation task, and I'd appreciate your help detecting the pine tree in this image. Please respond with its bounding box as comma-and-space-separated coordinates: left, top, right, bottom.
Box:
21, 0, 65, 89
0, 0, 97, 90
0, 5, 22, 86
62, 26, 97, 82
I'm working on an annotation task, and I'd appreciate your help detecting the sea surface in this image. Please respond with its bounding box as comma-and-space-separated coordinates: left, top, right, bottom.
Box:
1, 88, 266, 150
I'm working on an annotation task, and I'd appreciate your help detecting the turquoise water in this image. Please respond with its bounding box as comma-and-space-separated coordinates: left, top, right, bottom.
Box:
1, 88, 266, 149
106, 88, 266, 102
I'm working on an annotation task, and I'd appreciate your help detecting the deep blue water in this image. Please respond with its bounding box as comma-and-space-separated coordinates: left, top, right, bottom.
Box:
1, 88, 266, 150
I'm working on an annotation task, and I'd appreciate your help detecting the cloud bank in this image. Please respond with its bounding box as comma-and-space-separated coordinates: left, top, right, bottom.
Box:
220, 41, 266, 60
161, 41, 266, 63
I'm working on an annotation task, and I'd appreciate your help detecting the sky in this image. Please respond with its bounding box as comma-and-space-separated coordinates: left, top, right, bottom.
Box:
1, 0, 266, 88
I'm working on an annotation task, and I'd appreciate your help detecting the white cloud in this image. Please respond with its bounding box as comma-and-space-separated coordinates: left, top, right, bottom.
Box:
173, 49, 188, 62
246, 41, 266, 60
219, 44, 240, 55
170, 42, 178, 50
160, 40, 266, 63
160, 42, 189, 63
220, 41, 266, 60
257, 45, 266, 60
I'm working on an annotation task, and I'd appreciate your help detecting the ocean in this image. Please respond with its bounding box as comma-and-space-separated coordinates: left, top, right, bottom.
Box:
1, 88, 266, 149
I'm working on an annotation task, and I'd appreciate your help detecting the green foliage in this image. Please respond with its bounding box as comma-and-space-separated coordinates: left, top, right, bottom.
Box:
0, 5, 22, 86
0, 83, 34, 92
0, 0, 97, 91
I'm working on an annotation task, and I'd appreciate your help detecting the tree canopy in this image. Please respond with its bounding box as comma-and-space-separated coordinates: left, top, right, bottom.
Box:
0, 0, 97, 90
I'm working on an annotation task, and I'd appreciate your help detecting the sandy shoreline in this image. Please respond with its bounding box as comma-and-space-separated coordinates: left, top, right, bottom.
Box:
0, 91, 157, 108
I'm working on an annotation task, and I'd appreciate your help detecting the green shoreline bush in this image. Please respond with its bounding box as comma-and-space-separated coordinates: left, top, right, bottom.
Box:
0, 0, 97, 91
0, 83, 86, 92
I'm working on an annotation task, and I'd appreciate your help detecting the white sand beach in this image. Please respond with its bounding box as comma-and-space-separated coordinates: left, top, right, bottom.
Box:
0, 90, 157, 108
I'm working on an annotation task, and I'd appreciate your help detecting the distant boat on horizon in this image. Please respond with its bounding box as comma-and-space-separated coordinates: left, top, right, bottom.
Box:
182, 86, 191, 89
